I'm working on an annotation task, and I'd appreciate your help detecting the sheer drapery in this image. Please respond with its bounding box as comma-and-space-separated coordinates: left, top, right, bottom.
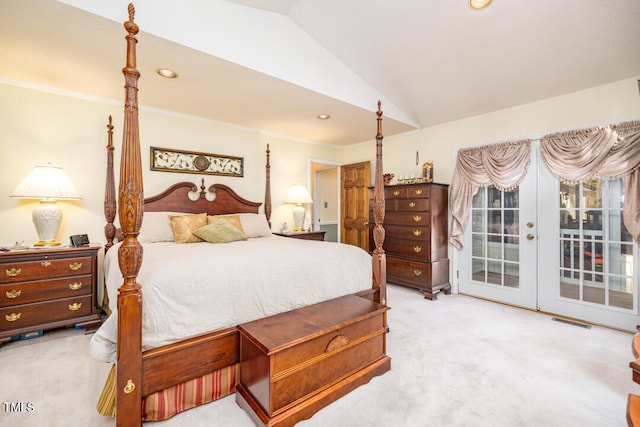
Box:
541, 120, 640, 243
449, 139, 532, 249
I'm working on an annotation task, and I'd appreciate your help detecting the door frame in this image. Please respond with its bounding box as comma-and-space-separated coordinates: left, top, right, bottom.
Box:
310, 159, 341, 239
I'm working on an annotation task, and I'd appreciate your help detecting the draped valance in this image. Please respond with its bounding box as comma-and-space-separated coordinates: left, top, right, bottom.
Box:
541, 120, 640, 244
449, 120, 640, 250
449, 139, 531, 249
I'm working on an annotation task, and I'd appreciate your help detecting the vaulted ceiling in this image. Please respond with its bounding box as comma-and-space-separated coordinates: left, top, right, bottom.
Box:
1, 0, 639, 146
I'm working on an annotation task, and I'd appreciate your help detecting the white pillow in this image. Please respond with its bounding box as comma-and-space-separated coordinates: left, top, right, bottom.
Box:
237, 213, 272, 238
138, 211, 185, 243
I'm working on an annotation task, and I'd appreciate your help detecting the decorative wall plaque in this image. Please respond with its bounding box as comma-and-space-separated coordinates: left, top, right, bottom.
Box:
150, 147, 244, 177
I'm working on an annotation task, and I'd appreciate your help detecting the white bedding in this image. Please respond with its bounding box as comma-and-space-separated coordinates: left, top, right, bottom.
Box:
89, 235, 372, 363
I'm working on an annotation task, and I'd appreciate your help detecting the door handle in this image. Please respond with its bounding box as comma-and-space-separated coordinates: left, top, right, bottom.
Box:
527, 234, 535, 240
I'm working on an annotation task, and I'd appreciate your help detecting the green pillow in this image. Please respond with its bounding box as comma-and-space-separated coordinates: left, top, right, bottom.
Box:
193, 219, 248, 243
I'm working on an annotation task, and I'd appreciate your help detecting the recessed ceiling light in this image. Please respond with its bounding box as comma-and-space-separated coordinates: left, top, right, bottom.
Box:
317, 114, 330, 120
156, 68, 178, 78
469, 0, 492, 10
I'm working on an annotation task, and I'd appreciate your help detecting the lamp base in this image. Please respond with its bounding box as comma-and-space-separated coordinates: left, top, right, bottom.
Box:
32, 200, 63, 244
292, 204, 306, 232
33, 240, 62, 247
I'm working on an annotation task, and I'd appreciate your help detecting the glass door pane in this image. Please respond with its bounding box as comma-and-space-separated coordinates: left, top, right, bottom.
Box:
539, 157, 638, 331
470, 186, 521, 289
558, 178, 634, 310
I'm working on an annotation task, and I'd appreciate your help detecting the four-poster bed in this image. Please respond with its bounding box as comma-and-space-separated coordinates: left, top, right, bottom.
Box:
94, 4, 389, 425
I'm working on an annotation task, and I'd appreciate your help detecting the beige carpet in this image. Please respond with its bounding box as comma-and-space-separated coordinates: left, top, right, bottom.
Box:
0, 284, 635, 427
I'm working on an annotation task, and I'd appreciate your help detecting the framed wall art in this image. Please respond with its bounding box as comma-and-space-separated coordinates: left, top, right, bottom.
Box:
150, 146, 244, 177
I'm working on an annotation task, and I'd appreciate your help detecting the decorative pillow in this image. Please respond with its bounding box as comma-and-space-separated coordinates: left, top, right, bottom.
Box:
169, 213, 207, 243
138, 211, 186, 243
237, 213, 272, 238
194, 219, 248, 244
207, 214, 244, 233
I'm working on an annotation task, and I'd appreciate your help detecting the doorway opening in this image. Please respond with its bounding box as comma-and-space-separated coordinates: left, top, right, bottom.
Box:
311, 161, 340, 242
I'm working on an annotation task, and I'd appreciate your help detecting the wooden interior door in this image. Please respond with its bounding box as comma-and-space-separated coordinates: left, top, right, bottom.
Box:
340, 161, 371, 251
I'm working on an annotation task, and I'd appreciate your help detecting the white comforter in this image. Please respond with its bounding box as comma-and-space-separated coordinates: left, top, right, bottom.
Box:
89, 235, 372, 362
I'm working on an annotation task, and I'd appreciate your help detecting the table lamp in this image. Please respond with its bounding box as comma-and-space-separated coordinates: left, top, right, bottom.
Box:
285, 184, 313, 232
11, 165, 82, 246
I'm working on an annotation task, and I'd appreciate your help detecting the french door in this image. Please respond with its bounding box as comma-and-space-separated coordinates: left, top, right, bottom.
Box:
458, 142, 639, 331
458, 147, 538, 309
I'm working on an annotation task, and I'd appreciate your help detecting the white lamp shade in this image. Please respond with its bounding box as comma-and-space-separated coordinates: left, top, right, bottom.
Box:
10, 165, 81, 245
285, 184, 313, 204
11, 165, 82, 200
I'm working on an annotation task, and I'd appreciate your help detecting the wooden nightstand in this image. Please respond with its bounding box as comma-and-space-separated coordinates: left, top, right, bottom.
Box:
274, 231, 326, 241
0, 245, 102, 344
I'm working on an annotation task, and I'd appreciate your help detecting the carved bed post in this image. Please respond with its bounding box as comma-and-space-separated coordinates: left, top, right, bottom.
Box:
372, 101, 387, 306
104, 116, 116, 252
265, 144, 272, 226
116, 4, 144, 426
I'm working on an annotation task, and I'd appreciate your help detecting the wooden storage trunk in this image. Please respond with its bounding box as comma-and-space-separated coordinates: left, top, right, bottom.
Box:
236, 294, 390, 427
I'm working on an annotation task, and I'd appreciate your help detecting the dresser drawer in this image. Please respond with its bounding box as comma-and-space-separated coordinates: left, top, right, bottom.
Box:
387, 255, 431, 287
384, 238, 431, 261
382, 224, 430, 241
0, 275, 92, 307
384, 211, 430, 227
1, 295, 92, 332
1, 256, 93, 284
395, 198, 429, 211
385, 185, 430, 200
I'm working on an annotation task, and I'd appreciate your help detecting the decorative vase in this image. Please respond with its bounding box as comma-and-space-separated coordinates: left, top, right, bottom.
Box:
422, 162, 433, 183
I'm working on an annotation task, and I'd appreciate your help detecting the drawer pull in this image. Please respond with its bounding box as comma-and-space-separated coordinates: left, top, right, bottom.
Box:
5, 312, 21, 322
413, 229, 422, 237
325, 334, 350, 353
41, 261, 51, 267
124, 380, 136, 394
415, 189, 423, 195
68, 282, 83, 291
409, 202, 416, 208
413, 268, 422, 277
69, 262, 82, 271
68, 302, 82, 311
413, 246, 422, 253
5, 268, 21, 277
393, 190, 400, 196
413, 215, 422, 222
6, 289, 21, 299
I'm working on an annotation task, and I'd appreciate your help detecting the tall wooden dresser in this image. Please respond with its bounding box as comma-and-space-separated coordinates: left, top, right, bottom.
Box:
369, 182, 450, 300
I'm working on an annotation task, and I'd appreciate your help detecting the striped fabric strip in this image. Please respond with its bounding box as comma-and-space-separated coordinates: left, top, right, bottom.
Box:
142, 363, 239, 421
96, 364, 117, 417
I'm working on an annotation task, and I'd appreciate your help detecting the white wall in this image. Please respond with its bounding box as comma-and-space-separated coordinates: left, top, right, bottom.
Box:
345, 77, 639, 292
346, 78, 640, 186
0, 80, 346, 247
2, 77, 638, 252
317, 168, 338, 223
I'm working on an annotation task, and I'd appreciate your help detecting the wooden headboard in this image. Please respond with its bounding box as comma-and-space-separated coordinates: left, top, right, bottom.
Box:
104, 134, 271, 250
144, 181, 261, 215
